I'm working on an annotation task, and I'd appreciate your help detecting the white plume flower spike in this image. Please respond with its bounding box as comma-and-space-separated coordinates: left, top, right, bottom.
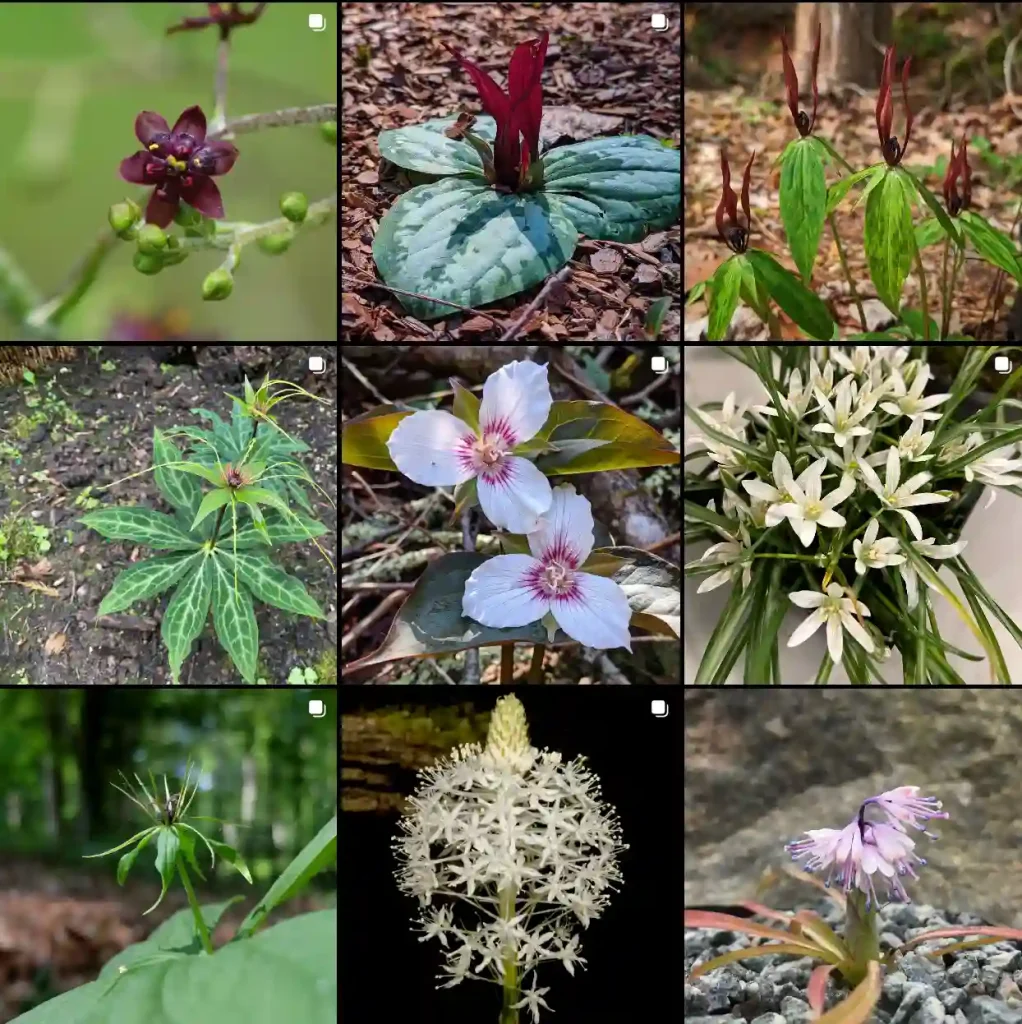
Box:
393, 696, 627, 1021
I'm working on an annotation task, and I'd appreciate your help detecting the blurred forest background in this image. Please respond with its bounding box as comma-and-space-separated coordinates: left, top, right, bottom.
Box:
0, 3, 337, 342
0, 688, 337, 1021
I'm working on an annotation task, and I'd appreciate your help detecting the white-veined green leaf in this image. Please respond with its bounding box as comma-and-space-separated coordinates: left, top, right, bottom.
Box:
217, 550, 325, 619
80, 508, 201, 549
209, 553, 259, 683
97, 552, 202, 616
152, 428, 201, 518
162, 556, 213, 683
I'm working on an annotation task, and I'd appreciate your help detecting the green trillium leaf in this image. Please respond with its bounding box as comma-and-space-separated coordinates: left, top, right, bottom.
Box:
218, 550, 326, 619
162, 556, 213, 683
209, 553, 259, 683
378, 115, 498, 176
97, 551, 202, 616
80, 508, 202, 550
152, 429, 201, 519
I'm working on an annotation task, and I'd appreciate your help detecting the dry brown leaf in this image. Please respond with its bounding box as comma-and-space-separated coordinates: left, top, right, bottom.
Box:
591, 249, 623, 274
43, 632, 67, 656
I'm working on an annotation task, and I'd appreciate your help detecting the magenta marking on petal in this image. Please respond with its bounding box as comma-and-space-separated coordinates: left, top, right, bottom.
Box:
540, 535, 583, 570
455, 433, 478, 474
481, 414, 519, 448
522, 561, 552, 602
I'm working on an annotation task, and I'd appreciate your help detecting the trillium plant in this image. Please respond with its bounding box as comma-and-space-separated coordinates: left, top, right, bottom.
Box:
695, 34, 1022, 341
0, 2, 336, 335
80, 375, 333, 683
341, 359, 681, 678
393, 694, 627, 1023
13, 759, 338, 1024
685, 345, 1022, 683
372, 30, 680, 320
685, 786, 1022, 1024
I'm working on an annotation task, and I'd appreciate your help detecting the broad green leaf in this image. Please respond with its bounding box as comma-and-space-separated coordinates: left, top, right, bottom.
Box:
340, 405, 413, 470
233, 486, 292, 518
530, 401, 679, 473
378, 115, 497, 176
745, 249, 836, 340
236, 817, 336, 940
217, 550, 326, 619
190, 487, 234, 531
825, 164, 882, 217
207, 839, 253, 883
451, 379, 481, 433
904, 168, 962, 247
148, 828, 180, 915
373, 177, 578, 321
914, 216, 947, 250
864, 168, 914, 316
80, 508, 201, 550
644, 296, 671, 338
222, 513, 327, 549
9, 910, 337, 1024
779, 136, 827, 284
97, 552, 201, 616
209, 554, 259, 683
152, 429, 200, 518
540, 135, 680, 242
172, 461, 226, 486
162, 557, 213, 683
707, 256, 743, 341
959, 212, 1022, 285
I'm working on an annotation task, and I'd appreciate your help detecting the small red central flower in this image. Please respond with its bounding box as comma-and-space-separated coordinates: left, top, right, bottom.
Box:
119, 106, 238, 228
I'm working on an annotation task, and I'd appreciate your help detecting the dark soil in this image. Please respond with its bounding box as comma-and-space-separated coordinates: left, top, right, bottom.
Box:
0, 345, 337, 685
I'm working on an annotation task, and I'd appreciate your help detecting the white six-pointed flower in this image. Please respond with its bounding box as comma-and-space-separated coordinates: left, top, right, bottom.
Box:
812, 377, 877, 448
788, 582, 874, 663
879, 364, 950, 421
898, 536, 968, 610
386, 359, 553, 534
852, 518, 906, 576
462, 484, 633, 651
824, 433, 874, 482
753, 368, 815, 422
742, 451, 822, 528
888, 415, 935, 462
857, 447, 949, 541
961, 432, 1022, 487
688, 521, 753, 594
758, 456, 855, 548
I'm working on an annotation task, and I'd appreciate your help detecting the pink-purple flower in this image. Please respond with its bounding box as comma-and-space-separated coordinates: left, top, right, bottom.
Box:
119, 105, 239, 228
785, 786, 948, 909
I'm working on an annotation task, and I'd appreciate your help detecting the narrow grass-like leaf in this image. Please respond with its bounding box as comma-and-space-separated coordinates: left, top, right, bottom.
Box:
693, 569, 758, 684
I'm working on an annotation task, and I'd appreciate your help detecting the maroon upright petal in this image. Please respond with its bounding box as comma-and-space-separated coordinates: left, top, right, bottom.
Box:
899, 57, 914, 161
145, 189, 179, 228
716, 148, 736, 240
194, 140, 238, 176
135, 111, 170, 146
942, 140, 957, 211
740, 151, 756, 231
172, 106, 208, 143
120, 152, 163, 184
875, 46, 896, 146
780, 32, 801, 127
809, 21, 821, 133
181, 176, 225, 219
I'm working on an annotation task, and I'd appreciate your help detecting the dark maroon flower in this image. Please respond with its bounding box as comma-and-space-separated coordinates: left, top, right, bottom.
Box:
166, 3, 267, 41
781, 22, 821, 138
716, 148, 756, 254
942, 135, 971, 217
441, 32, 549, 190
876, 45, 913, 167
119, 106, 238, 228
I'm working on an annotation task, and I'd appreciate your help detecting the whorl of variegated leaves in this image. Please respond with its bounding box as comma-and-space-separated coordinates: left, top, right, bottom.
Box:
483, 694, 534, 773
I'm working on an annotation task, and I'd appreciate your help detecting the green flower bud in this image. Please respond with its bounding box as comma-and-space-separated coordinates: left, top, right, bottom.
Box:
108, 200, 140, 235
174, 203, 203, 228
160, 247, 189, 267
319, 121, 337, 146
132, 250, 164, 276
257, 231, 293, 256
202, 268, 233, 301
279, 191, 308, 224
137, 224, 168, 255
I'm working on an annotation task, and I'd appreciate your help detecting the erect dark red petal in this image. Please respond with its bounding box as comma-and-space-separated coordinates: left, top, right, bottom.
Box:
120, 151, 164, 184
716, 148, 738, 240
441, 40, 511, 126
809, 21, 821, 132
960, 134, 971, 203
899, 57, 913, 161
135, 111, 171, 146
875, 45, 895, 145
193, 140, 239, 176
740, 150, 756, 230
145, 188, 179, 228
780, 31, 800, 126
172, 106, 208, 143
507, 32, 548, 168
181, 176, 225, 219
942, 139, 958, 210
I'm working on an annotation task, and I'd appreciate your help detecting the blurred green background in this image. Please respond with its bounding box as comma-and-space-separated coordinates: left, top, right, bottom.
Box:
0, 2, 337, 341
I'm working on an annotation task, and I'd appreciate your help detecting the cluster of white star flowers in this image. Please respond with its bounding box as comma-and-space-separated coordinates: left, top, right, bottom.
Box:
392, 695, 627, 1023
685, 346, 1022, 671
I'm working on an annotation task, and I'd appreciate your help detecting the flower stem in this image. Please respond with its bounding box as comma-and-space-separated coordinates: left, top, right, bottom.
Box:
177, 856, 214, 955
527, 644, 545, 683
207, 103, 337, 141
212, 37, 230, 135
498, 884, 520, 1024
500, 644, 514, 683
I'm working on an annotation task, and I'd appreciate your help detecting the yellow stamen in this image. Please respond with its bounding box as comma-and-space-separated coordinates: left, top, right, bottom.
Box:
148, 143, 160, 151
167, 156, 187, 172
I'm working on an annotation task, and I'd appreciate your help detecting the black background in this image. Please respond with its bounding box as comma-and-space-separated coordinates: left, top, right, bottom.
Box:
339, 685, 680, 1023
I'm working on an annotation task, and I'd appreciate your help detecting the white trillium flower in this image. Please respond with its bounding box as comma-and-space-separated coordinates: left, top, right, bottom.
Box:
788, 582, 875, 663
462, 484, 632, 651
898, 537, 968, 610
852, 518, 907, 576
386, 360, 553, 534
879, 365, 950, 421
857, 448, 949, 541
812, 377, 877, 448
753, 454, 855, 548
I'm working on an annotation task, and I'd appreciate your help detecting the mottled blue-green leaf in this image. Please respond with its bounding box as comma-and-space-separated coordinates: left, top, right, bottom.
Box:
378, 115, 497, 176
97, 552, 201, 616
540, 135, 680, 242
162, 556, 213, 683
373, 177, 577, 321
152, 429, 201, 519
217, 550, 325, 619
79, 508, 202, 549
209, 553, 259, 683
